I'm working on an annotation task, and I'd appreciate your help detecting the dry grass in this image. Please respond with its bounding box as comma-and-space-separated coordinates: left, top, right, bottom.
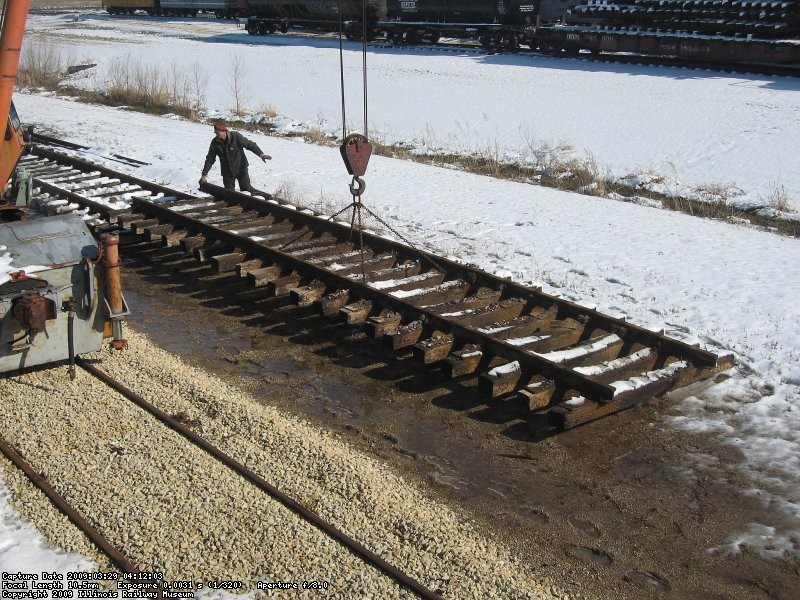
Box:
18, 41, 66, 88
693, 182, 743, 205
104, 56, 195, 114
260, 104, 279, 119
763, 180, 793, 213
299, 117, 337, 146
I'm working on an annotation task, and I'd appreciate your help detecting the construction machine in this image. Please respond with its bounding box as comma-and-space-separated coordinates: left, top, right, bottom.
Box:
0, 0, 128, 375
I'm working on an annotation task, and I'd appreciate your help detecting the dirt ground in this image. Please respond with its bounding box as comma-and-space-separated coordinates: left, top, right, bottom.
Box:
119, 239, 800, 600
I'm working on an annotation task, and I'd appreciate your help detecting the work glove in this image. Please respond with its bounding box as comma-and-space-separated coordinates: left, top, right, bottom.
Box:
260, 154, 272, 161
199, 175, 208, 185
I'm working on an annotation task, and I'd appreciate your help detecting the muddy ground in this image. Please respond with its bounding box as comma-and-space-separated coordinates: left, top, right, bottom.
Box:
119, 238, 799, 600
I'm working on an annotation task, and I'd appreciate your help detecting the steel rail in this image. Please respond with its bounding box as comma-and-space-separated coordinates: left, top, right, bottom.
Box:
77, 358, 444, 600
0, 434, 141, 574
24, 144, 729, 409
31, 132, 152, 166
197, 183, 723, 367
132, 191, 618, 400
26, 143, 729, 367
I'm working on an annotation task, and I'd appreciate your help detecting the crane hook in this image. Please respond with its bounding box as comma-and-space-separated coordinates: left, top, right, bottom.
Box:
349, 176, 366, 197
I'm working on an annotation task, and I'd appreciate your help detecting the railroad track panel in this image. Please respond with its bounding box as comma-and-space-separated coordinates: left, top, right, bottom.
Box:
19, 143, 734, 432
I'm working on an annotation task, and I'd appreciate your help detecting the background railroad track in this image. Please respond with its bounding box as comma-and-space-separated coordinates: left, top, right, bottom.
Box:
368, 41, 800, 78
18, 135, 734, 433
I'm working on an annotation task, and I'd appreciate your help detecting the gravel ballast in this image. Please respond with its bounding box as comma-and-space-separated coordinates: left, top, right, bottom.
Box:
0, 327, 573, 599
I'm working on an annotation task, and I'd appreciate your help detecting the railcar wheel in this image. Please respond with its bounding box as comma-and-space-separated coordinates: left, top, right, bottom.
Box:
503, 33, 520, 51
542, 43, 558, 55
344, 24, 359, 41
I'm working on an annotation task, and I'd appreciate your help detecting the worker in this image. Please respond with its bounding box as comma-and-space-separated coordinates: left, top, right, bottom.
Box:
199, 121, 271, 192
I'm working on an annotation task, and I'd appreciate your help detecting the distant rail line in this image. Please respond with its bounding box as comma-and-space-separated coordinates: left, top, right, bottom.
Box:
19, 135, 733, 432
369, 40, 800, 78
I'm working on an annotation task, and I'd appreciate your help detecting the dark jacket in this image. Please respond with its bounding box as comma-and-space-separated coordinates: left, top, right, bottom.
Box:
202, 131, 264, 178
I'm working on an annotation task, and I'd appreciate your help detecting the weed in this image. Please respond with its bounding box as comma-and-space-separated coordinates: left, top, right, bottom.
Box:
302, 117, 336, 146
260, 104, 279, 120
18, 41, 67, 89
308, 190, 347, 217
229, 52, 250, 118
189, 62, 209, 120
271, 179, 303, 205
763, 180, 793, 213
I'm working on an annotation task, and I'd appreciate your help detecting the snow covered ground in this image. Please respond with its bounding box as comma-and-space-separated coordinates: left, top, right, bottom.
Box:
21, 11, 800, 214
2, 10, 799, 571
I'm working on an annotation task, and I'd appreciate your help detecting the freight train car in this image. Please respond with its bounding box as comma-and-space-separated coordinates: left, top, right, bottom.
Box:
528, 0, 800, 67
566, 0, 800, 39
368, 0, 580, 46
243, 0, 387, 35
529, 25, 800, 65
242, 0, 540, 44
241, 0, 582, 48
378, 0, 519, 45
2, 0, 129, 375
102, 0, 242, 18
101, 0, 800, 69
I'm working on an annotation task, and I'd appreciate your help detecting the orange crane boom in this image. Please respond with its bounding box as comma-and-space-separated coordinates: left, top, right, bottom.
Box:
0, 0, 30, 192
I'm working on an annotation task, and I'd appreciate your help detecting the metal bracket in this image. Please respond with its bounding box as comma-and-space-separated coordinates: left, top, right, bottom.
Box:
103, 292, 131, 320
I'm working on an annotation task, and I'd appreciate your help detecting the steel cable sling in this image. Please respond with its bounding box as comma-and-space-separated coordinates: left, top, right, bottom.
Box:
336, 0, 373, 280
333, 4, 446, 277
